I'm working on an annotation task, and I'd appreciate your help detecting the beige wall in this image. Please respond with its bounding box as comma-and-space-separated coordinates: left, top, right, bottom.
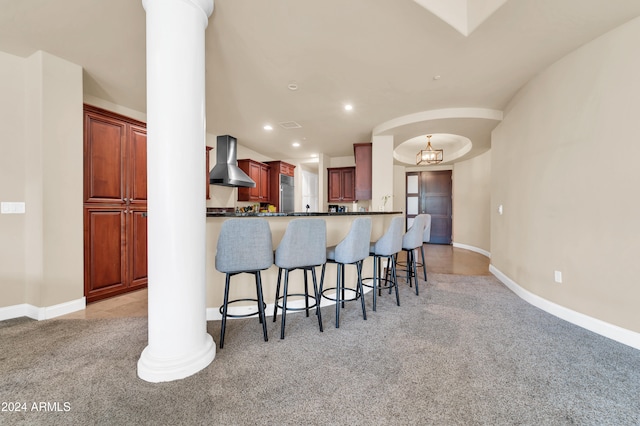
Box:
491, 16, 640, 333
453, 150, 491, 253
0, 51, 84, 310
0, 51, 27, 307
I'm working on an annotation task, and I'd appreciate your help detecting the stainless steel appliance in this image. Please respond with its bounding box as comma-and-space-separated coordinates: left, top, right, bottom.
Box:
280, 174, 294, 213
209, 135, 255, 188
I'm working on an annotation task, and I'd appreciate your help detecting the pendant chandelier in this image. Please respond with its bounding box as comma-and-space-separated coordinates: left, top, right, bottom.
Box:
416, 135, 443, 165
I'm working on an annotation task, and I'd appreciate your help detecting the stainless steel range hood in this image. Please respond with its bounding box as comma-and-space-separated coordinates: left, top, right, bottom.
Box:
209, 135, 256, 188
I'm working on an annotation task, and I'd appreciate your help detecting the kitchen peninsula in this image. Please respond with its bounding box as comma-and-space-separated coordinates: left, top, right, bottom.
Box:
205, 210, 403, 319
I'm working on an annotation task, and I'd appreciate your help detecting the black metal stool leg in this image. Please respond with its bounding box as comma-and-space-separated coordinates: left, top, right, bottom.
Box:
335, 264, 342, 328
372, 255, 378, 312
341, 265, 346, 309
406, 250, 413, 287
392, 256, 400, 306
220, 273, 231, 349
280, 270, 290, 339
411, 250, 419, 296
420, 244, 427, 281
357, 260, 367, 320
304, 269, 310, 317
255, 272, 268, 342
273, 268, 282, 322
311, 267, 323, 332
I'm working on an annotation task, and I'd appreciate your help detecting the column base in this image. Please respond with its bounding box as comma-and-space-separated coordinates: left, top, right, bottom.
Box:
137, 334, 216, 383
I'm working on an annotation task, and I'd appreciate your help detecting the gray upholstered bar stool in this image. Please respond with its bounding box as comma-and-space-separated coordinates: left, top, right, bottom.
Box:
418, 214, 432, 281
215, 218, 272, 349
273, 218, 325, 339
365, 216, 404, 311
320, 217, 372, 328
397, 214, 427, 295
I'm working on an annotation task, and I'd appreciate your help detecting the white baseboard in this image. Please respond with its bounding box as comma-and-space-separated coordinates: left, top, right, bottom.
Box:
0, 297, 86, 321
490, 264, 640, 351
452, 242, 491, 258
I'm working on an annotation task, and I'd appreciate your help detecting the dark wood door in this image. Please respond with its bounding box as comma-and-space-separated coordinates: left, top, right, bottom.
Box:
405, 170, 452, 244
83, 105, 147, 303
421, 171, 452, 244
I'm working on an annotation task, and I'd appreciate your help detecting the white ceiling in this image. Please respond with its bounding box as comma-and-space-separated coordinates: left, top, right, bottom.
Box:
1, 0, 640, 164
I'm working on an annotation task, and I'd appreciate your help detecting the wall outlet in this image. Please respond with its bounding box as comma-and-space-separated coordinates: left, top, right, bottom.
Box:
554, 270, 563, 283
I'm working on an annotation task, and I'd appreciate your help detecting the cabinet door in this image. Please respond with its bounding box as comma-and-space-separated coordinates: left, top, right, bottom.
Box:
250, 162, 262, 200
84, 113, 126, 204
129, 208, 148, 289
84, 207, 128, 301
354, 143, 372, 200
259, 164, 270, 202
328, 169, 343, 201
128, 125, 147, 206
342, 168, 356, 201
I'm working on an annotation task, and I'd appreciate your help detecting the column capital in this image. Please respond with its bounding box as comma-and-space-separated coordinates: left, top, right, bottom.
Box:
143, 0, 214, 26
187, 0, 214, 18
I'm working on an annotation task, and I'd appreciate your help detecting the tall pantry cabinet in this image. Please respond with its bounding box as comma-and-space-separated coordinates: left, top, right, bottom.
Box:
83, 105, 148, 303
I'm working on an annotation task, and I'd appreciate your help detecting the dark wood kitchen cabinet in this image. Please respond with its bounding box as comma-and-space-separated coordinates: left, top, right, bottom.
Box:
354, 142, 372, 200
237, 159, 271, 202
83, 105, 147, 303
206, 146, 213, 199
265, 161, 295, 212
327, 167, 356, 202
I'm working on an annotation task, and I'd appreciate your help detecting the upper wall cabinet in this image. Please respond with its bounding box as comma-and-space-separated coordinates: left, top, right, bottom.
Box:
237, 159, 270, 202
354, 142, 372, 200
327, 167, 356, 202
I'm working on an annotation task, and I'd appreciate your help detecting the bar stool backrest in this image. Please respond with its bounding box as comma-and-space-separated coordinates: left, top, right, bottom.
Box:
422, 214, 432, 243
335, 217, 372, 264
374, 216, 404, 256
403, 214, 427, 250
275, 219, 326, 269
216, 219, 273, 273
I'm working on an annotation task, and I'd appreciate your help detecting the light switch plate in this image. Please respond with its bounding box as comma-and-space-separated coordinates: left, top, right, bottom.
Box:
1, 202, 26, 214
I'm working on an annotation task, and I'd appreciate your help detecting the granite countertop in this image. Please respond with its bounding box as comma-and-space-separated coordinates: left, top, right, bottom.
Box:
206, 210, 402, 218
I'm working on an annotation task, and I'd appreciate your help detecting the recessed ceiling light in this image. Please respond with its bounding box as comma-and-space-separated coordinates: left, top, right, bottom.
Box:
344, 104, 353, 111
263, 124, 273, 131
310, 153, 318, 158
433, 75, 441, 80
292, 142, 300, 147
287, 82, 298, 91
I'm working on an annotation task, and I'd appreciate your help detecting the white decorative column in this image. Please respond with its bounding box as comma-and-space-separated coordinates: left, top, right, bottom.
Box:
138, 0, 215, 382
371, 135, 395, 211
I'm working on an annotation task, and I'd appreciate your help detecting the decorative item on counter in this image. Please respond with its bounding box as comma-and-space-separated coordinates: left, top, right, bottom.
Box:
381, 194, 392, 211
268, 204, 276, 213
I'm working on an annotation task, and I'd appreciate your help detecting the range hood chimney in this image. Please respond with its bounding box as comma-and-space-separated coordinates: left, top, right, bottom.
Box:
209, 135, 256, 188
